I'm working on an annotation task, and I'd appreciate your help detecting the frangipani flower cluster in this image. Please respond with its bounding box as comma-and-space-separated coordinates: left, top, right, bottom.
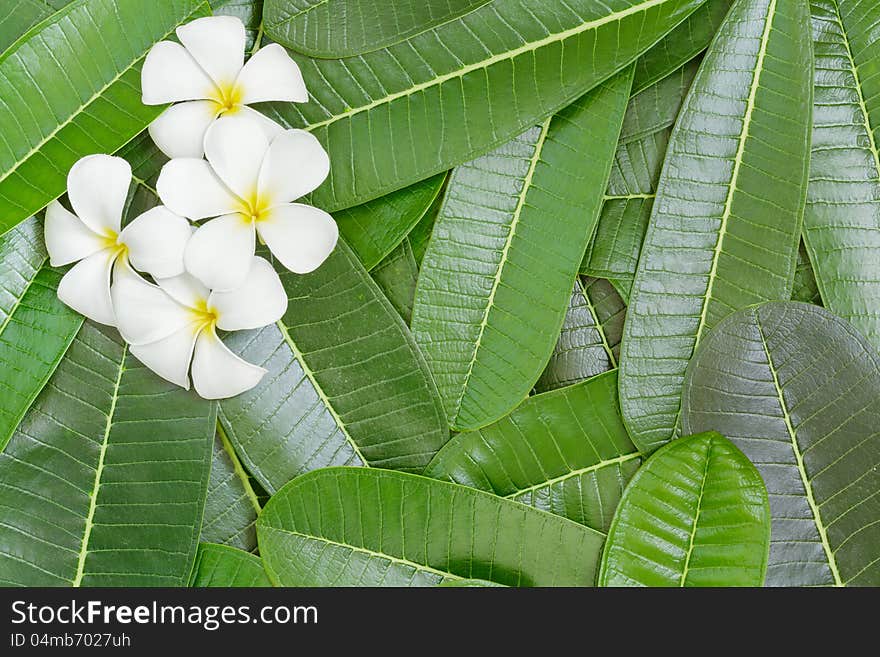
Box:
43, 16, 337, 400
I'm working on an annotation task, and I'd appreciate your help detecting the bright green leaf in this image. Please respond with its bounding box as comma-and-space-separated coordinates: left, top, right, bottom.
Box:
413, 69, 633, 431
190, 543, 272, 587
598, 432, 770, 587
0, 323, 215, 586
258, 467, 605, 586
682, 302, 880, 586
426, 370, 640, 532
0, 0, 72, 54
620, 0, 813, 454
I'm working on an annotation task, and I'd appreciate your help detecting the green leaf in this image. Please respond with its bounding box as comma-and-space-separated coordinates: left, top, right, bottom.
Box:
219, 240, 448, 494
190, 543, 272, 587
200, 425, 261, 552
682, 302, 880, 586
619, 0, 813, 454
598, 432, 770, 587
632, 0, 733, 93
335, 173, 446, 270
0, 0, 211, 237
0, 323, 215, 586
0, 216, 82, 450
0, 0, 72, 54
408, 188, 446, 268
535, 278, 625, 393
803, 0, 880, 347
621, 57, 700, 146
412, 70, 633, 431
265, 0, 491, 58
437, 578, 506, 587
265, 0, 709, 212
791, 241, 822, 305
258, 467, 605, 586
426, 370, 640, 532
371, 238, 419, 324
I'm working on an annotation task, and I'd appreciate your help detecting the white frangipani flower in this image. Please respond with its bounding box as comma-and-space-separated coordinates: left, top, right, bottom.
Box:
111, 256, 287, 399
157, 115, 337, 291
45, 154, 191, 326
141, 15, 307, 159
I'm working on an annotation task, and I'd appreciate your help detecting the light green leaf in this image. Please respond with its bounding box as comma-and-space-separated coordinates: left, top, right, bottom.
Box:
791, 241, 822, 305
0, 216, 82, 450
437, 578, 506, 587
265, 0, 491, 58
535, 278, 625, 393
200, 425, 261, 552
0, 0, 210, 236
0, 323, 215, 586
598, 432, 770, 587
219, 240, 448, 493
0, 0, 72, 54
258, 467, 606, 586
803, 0, 880, 347
371, 238, 419, 324
426, 370, 640, 532
336, 173, 446, 270
682, 302, 880, 586
264, 0, 708, 212
413, 70, 633, 431
190, 543, 272, 587
632, 0, 733, 93
620, 0, 813, 454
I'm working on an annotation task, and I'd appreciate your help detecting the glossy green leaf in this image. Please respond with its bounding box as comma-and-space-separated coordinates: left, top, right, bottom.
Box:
620, 0, 813, 454
804, 0, 880, 347
437, 578, 506, 587
258, 467, 605, 586
0, 1, 72, 54
792, 241, 822, 305
682, 302, 880, 586
336, 173, 446, 270
200, 425, 261, 552
371, 238, 419, 324
0, 323, 215, 586
0, 0, 210, 236
413, 70, 633, 431
265, 0, 708, 212
408, 188, 445, 268
632, 0, 733, 93
219, 240, 448, 494
535, 278, 625, 394
190, 544, 272, 587
265, 0, 491, 58
598, 432, 770, 587
426, 370, 640, 532
0, 216, 82, 450
621, 58, 700, 146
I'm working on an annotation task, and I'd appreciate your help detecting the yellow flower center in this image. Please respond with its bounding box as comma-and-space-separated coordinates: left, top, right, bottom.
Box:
210, 81, 244, 115
190, 298, 219, 333
236, 189, 272, 224
101, 231, 129, 258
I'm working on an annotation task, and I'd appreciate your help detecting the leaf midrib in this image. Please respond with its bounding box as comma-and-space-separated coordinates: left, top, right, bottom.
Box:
303, 0, 684, 134
507, 452, 640, 500
679, 437, 712, 586
451, 117, 552, 425
72, 342, 126, 587
578, 277, 618, 369
755, 310, 843, 586
0, 257, 47, 337
0, 0, 210, 188
216, 420, 261, 516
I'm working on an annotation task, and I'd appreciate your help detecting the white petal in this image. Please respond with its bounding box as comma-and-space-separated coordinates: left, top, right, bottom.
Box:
56, 249, 117, 326
130, 326, 200, 390
110, 262, 194, 345
157, 158, 239, 220
184, 213, 255, 291
258, 129, 329, 205
203, 116, 268, 200
256, 204, 338, 274
238, 106, 284, 142
176, 16, 245, 87
44, 201, 104, 266
191, 328, 266, 399
156, 273, 211, 309
120, 206, 192, 279
210, 256, 287, 331
141, 40, 215, 104
236, 43, 307, 105
148, 101, 219, 159
67, 155, 130, 235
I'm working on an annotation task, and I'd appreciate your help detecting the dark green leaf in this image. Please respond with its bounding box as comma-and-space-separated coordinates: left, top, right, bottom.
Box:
598, 432, 770, 587
792, 241, 822, 305
0, 0, 72, 54
258, 467, 606, 586
370, 238, 419, 324
190, 543, 272, 587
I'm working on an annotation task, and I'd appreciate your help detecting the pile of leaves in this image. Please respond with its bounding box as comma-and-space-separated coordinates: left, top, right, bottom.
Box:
1, 0, 878, 587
